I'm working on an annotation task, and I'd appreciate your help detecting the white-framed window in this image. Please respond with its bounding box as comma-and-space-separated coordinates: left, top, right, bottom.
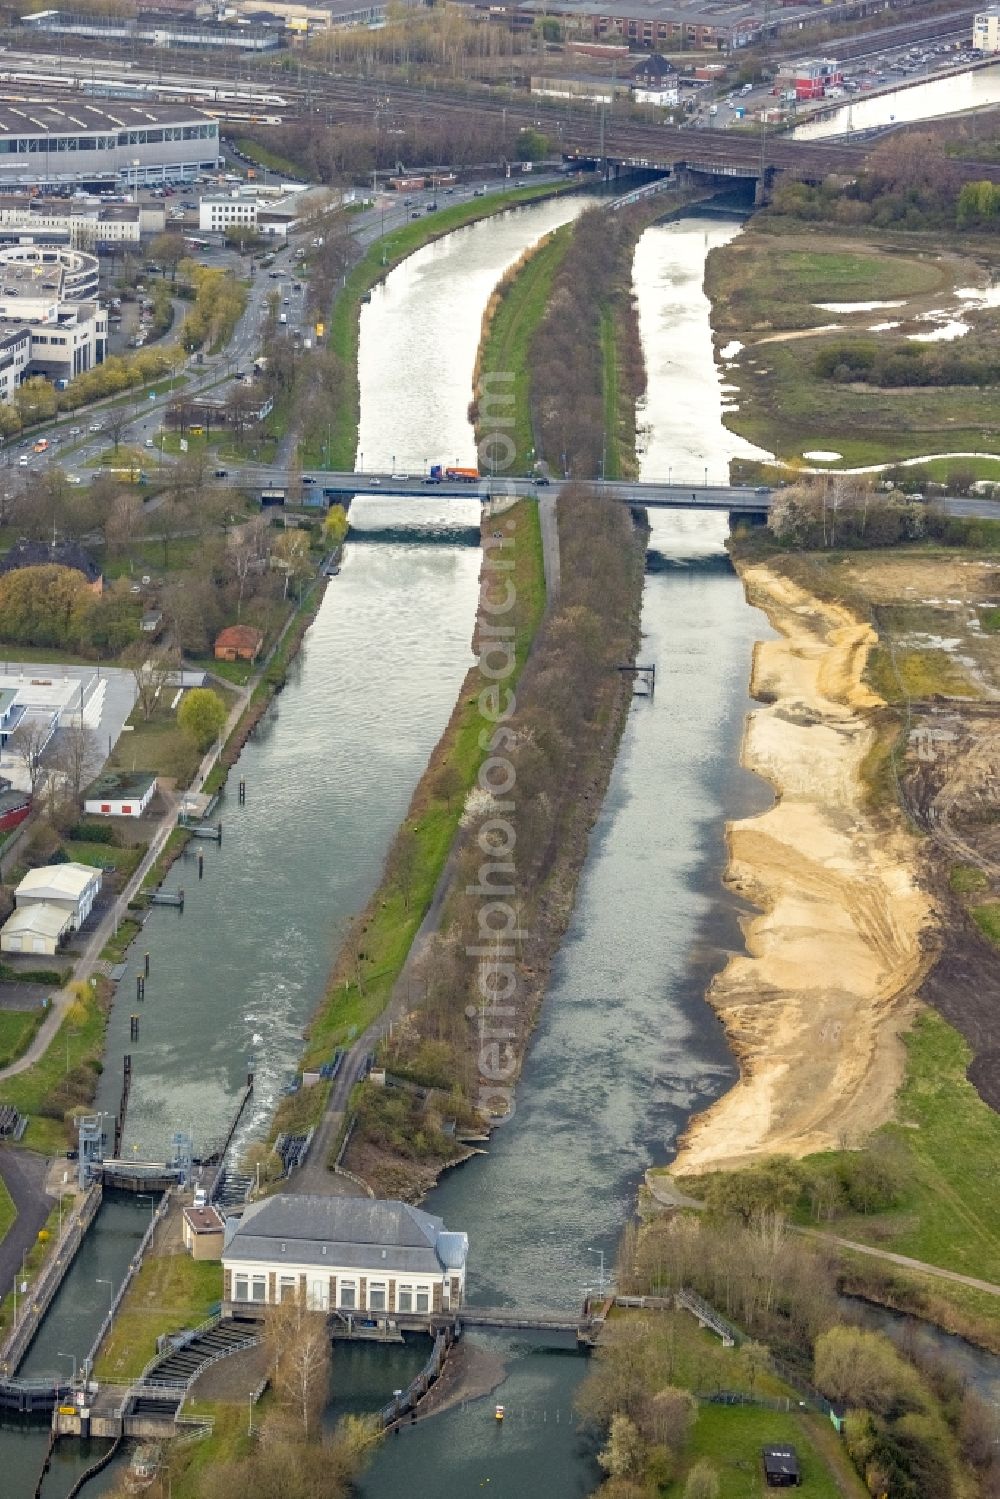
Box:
369, 1283, 386, 1312
415, 1288, 430, 1313
279, 1275, 297, 1303
339, 1280, 356, 1310
397, 1285, 413, 1313
234, 1273, 248, 1301
251, 1275, 267, 1303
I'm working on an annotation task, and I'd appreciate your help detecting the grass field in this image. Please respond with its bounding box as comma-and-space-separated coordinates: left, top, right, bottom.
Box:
803, 1012, 1000, 1284
94, 1252, 222, 1380
972, 902, 1000, 948
303, 498, 545, 1066
0, 983, 108, 1153
707, 237, 946, 335
865, 644, 979, 702
0, 1009, 45, 1070
474, 226, 572, 475
0, 1175, 15, 1248
668, 1405, 864, 1498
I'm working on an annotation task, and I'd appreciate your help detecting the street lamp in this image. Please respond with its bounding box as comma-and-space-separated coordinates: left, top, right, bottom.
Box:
704, 465, 708, 489
248, 1390, 255, 1437
57, 1351, 77, 1385
138, 1193, 156, 1234
587, 1246, 606, 1295
97, 1277, 114, 1324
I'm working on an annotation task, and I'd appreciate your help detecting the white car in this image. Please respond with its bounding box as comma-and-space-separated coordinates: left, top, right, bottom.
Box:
67, 474, 82, 485
89, 422, 103, 433
68, 426, 81, 436
18, 454, 28, 466
144, 438, 155, 448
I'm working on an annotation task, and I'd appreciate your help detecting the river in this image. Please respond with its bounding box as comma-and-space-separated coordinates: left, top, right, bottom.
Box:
793, 61, 1000, 139
360, 209, 775, 1496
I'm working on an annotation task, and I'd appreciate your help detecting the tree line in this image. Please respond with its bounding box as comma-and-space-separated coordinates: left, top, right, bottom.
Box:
813, 339, 1000, 388
531, 205, 649, 480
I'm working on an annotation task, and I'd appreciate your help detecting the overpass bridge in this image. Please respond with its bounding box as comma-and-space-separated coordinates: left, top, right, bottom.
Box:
228, 468, 775, 515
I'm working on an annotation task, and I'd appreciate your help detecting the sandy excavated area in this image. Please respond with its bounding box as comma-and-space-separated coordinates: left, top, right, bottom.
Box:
673, 563, 935, 1177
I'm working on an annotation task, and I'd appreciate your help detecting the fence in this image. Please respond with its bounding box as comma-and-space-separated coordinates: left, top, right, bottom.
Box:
333, 1115, 374, 1198
376, 1329, 449, 1428
0, 1183, 103, 1377
84, 1190, 173, 1374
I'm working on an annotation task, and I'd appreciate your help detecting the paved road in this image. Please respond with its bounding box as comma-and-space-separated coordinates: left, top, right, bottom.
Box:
0, 1148, 52, 1302
797, 1227, 1000, 1297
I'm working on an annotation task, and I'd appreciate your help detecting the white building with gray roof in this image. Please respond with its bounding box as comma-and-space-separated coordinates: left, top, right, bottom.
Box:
221, 1195, 468, 1322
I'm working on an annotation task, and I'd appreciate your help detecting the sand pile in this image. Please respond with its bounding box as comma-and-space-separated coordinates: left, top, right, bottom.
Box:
673, 563, 934, 1177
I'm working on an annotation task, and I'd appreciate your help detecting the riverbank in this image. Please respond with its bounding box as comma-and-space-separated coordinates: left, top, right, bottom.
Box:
672, 560, 934, 1176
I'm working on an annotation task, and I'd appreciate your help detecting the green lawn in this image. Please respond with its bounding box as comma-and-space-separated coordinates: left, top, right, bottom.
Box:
94, 1252, 222, 1381
668, 1405, 863, 1498
0, 984, 108, 1154
0, 1175, 14, 1248
475, 225, 572, 475
972, 902, 1000, 948
804, 1012, 1000, 1283
0, 1009, 45, 1070
63, 838, 144, 879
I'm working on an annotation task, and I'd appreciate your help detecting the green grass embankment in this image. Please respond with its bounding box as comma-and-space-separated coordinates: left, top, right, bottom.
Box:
473, 225, 573, 474
0, 1176, 14, 1247
0, 981, 111, 1154
94, 1254, 222, 1381
0, 1010, 45, 1070
297, 498, 545, 1085
322, 182, 572, 471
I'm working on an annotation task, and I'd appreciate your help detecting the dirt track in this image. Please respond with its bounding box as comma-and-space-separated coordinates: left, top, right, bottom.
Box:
673, 564, 934, 1176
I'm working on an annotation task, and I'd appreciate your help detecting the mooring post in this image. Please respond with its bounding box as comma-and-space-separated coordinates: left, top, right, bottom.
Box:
144, 952, 150, 978
136, 976, 144, 1003
239, 778, 246, 806
178, 889, 185, 911
198, 851, 204, 880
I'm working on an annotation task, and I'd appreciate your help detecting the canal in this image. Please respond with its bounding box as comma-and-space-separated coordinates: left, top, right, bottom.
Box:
793, 60, 1000, 139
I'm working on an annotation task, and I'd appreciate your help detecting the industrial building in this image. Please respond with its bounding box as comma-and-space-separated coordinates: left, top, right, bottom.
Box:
0, 197, 155, 248
0, 96, 220, 190
22, 9, 281, 52
198, 191, 298, 237
222, 1196, 469, 1323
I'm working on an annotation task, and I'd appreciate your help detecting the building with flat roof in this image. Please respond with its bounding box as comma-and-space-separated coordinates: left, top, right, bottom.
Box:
22, 9, 281, 52
222, 1195, 468, 1320
0, 197, 145, 248
84, 769, 157, 818
0, 94, 220, 189
974, 7, 1000, 51
0, 247, 107, 389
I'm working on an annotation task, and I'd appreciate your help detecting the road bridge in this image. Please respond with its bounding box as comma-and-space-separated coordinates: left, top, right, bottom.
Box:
225, 467, 774, 513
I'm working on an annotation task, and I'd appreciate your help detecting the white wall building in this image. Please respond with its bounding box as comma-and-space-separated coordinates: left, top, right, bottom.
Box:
83, 769, 156, 818
974, 7, 1000, 50
0, 97, 219, 190
0, 246, 107, 389
15, 862, 101, 928
222, 1196, 468, 1320
198, 193, 297, 238
0, 902, 71, 955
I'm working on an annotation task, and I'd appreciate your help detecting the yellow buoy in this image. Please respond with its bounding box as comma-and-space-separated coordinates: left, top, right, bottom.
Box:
495, 1404, 505, 1422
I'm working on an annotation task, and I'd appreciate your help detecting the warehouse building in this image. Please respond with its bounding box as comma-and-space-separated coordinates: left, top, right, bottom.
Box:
0, 97, 220, 190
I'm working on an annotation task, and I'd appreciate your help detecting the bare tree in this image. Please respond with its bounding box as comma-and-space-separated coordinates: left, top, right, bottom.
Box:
105, 404, 132, 457
9, 717, 53, 797
48, 722, 100, 806
226, 516, 271, 619
264, 1295, 330, 1439
124, 644, 180, 722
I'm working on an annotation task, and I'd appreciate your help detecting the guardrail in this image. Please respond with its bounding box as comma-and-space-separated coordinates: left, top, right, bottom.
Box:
84, 1189, 172, 1374
0, 1183, 103, 1379
376, 1329, 449, 1428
